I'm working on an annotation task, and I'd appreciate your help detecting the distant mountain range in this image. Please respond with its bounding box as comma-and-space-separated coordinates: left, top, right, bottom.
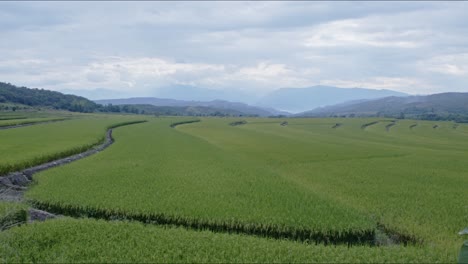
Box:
4, 80, 468, 122
95, 98, 288, 117
0, 82, 274, 117
112, 104, 254, 117
69, 85, 409, 113
298, 92, 468, 122
94, 85, 410, 115
256, 86, 408, 113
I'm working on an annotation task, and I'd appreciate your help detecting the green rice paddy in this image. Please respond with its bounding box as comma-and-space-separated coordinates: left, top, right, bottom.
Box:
0, 114, 466, 262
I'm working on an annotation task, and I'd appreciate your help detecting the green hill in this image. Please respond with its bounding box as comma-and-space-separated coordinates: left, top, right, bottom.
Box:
0, 82, 262, 117
0, 82, 99, 113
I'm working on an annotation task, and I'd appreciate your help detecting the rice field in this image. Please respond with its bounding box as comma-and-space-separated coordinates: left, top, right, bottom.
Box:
0, 114, 143, 175
0, 218, 445, 263
0, 115, 466, 262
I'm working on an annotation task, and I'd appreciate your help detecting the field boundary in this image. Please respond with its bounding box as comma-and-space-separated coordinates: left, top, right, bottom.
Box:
0, 118, 69, 130
170, 119, 200, 128
361, 121, 379, 130
385, 121, 397, 132
0, 120, 147, 200
332, 123, 342, 129
377, 223, 423, 246
29, 200, 376, 246
229, 120, 247, 126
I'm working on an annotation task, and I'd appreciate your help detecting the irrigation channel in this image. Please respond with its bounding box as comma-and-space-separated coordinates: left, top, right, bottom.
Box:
0, 119, 415, 247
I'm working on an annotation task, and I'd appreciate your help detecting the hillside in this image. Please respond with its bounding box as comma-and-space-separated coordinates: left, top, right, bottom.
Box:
299, 92, 468, 122
95, 97, 286, 117
0, 82, 99, 113
256, 86, 408, 113
110, 104, 256, 117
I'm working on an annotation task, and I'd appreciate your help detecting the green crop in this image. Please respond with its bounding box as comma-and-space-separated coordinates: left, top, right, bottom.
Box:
0, 202, 27, 230
0, 114, 144, 175
0, 217, 447, 263
0, 117, 67, 128
2, 116, 464, 262
27, 118, 377, 245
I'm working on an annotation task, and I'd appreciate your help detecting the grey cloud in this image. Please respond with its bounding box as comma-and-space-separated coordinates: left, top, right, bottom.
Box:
0, 2, 467, 96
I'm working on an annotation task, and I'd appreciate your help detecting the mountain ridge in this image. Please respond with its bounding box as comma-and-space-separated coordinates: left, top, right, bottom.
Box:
297, 92, 468, 122
95, 97, 289, 117
256, 85, 409, 113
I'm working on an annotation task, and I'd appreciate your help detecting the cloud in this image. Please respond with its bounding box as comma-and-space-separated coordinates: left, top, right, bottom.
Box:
0, 1, 467, 98
419, 54, 468, 76
303, 17, 429, 49
320, 77, 436, 94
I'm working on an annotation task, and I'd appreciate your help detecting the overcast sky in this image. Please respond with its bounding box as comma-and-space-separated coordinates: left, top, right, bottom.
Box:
1, 1, 468, 98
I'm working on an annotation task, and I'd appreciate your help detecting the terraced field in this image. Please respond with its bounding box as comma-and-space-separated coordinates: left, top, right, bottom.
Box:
0, 115, 466, 262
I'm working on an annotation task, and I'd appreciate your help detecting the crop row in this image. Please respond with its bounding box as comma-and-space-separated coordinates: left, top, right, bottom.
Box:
0, 202, 27, 231
169, 119, 200, 128
0, 117, 146, 176
177, 118, 467, 255
0, 139, 103, 176
29, 200, 374, 246
26, 119, 377, 245
0, 218, 447, 263
21, 117, 467, 261
0, 116, 27, 121
229, 120, 247, 126
0, 117, 68, 128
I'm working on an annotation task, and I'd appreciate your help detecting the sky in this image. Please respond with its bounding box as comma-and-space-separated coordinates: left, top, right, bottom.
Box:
1, 1, 468, 99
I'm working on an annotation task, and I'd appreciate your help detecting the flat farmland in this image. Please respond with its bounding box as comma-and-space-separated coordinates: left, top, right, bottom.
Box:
6, 116, 464, 262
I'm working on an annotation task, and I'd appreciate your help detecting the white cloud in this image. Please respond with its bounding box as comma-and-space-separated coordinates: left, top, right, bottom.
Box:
419, 54, 468, 76
0, 56, 319, 94
303, 18, 427, 48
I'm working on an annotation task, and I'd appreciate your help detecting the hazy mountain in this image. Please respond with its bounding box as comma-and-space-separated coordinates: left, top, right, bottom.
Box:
154, 85, 254, 103
63, 84, 257, 103
95, 97, 288, 117
115, 104, 256, 117
256, 86, 408, 113
298, 92, 468, 122
61, 88, 131, 100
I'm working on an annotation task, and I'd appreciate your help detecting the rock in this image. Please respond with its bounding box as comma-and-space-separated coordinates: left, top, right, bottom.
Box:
29, 209, 56, 222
